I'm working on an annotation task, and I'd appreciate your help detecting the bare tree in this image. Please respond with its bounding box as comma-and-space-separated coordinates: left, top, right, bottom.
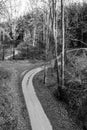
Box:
0, 0, 10, 60
27, 0, 39, 47
0, 0, 8, 18
49, 0, 60, 95
1, 0, 18, 59
43, 10, 49, 84
61, 0, 65, 89
39, 0, 60, 87
8, 0, 17, 59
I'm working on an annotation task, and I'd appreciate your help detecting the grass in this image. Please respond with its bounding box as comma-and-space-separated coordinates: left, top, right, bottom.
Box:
0, 61, 33, 130
0, 67, 18, 130
33, 69, 81, 130
0, 60, 44, 130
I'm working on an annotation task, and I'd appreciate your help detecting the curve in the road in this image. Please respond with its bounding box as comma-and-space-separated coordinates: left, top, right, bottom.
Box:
22, 67, 52, 130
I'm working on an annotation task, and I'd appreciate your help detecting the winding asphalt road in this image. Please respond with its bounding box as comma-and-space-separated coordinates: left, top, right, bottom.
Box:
22, 67, 53, 130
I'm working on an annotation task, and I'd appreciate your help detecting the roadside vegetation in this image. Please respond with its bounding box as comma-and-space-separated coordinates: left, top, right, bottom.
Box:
0, 64, 32, 130
0, 60, 44, 130
33, 69, 82, 130
33, 50, 87, 130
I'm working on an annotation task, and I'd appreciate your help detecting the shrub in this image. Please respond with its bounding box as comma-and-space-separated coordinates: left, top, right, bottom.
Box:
0, 68, 18, 129
59, 54, 87, 129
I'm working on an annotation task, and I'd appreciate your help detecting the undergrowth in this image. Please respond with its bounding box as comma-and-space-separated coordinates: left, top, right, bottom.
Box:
37, 51, 87, 130
0, 67, 18, 130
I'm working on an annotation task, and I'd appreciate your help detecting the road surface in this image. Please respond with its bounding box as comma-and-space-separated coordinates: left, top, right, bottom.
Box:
22, 67, 53, 130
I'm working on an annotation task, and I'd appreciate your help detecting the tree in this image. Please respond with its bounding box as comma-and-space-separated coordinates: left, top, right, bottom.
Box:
0, 0, 8, 19
16, 9, 46, 59
40, 0, 61, 90
3, 0, 19, 59
0, 0, 11, 60
61, 0, 65, 89
64, 2, 87, 49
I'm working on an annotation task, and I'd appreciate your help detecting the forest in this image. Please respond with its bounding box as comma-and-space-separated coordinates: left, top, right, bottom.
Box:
0, 0, 87, 130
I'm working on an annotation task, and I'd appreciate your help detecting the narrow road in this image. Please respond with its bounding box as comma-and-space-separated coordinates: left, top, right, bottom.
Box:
22, 67, 53, 130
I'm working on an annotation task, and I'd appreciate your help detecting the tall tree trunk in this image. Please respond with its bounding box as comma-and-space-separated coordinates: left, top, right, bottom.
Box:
33, 25, 36, 47
44, 12, 49, 84
61, 0, 65, 89
53, 0, 60, 95
12, 46, 15, 60
27, 44, 28, 59
2, 45, 4, 61
2, 31, 5, 61
43, 15, 46, 84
